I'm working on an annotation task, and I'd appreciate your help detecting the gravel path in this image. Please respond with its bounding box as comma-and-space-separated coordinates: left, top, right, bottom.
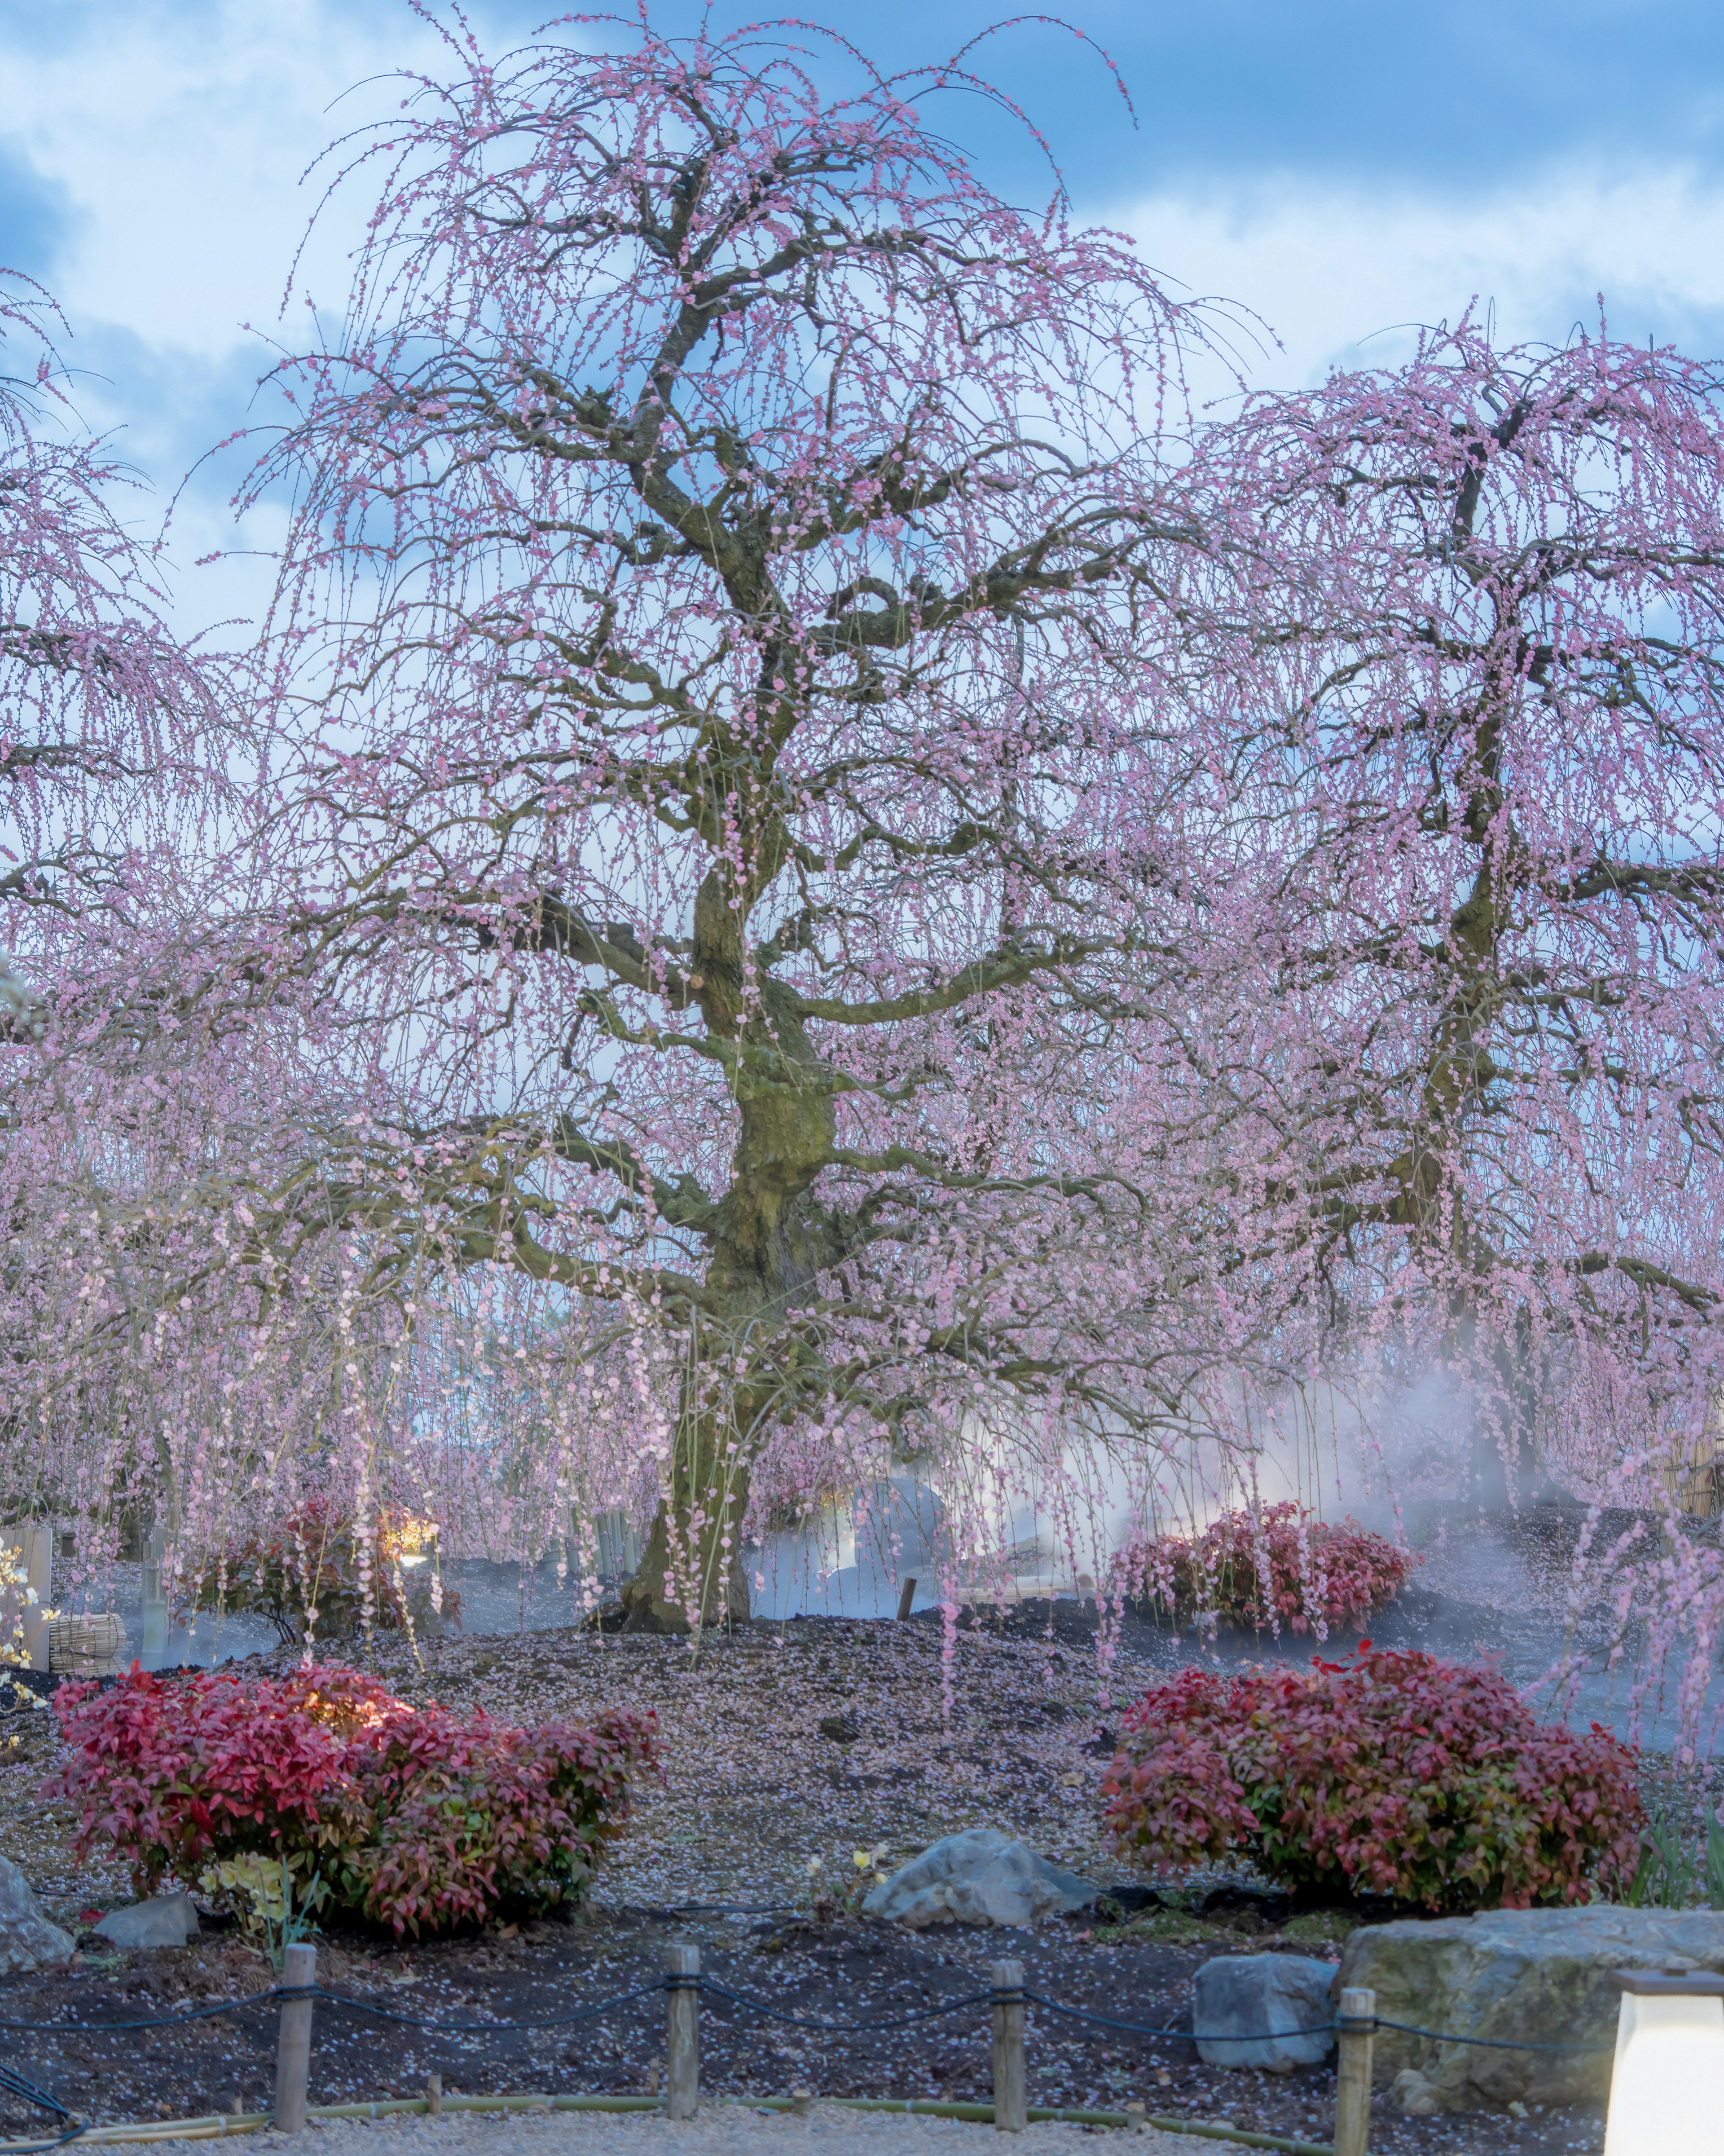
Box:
128, 2103, 1508, 2156
141, 2110, 1295, 2156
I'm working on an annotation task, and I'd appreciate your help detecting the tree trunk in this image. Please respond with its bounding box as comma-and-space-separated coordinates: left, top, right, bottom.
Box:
619, 1409, 753, 1634
616, 873, 839, 1634
619, 1498, 750, 1632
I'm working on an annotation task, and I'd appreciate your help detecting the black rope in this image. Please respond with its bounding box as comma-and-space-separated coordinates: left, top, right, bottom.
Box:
0, 2065, 70, 2119
0, 2054, 88, 2152
699, 1980, 993, 2034
633, 1903, 796, 1919
309, 1982, 665, 2033
1034, 1996, 1615, 2055
1025, 1993, 1333, 2043
1373, 2017, 1613, 2055
0, 1974, 1626, 2059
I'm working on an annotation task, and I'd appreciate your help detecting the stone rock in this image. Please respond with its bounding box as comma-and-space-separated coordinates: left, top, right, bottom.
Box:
0, 1855, 72, 1973
93, 1893, 201, 1949
1391, 2069, 1441, 2116
862, 1828, 1099, 1929
1193, 1953, 1337, 2071
818, 1709, 861, 1743
1339, 1905, 1724, 2112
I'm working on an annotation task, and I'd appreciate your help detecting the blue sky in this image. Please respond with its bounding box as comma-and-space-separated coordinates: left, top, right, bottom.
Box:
0, 0, 1719, 632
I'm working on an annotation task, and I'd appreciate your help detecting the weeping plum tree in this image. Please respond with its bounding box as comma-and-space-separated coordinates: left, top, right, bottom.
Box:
1169, 324, 1724, 1556
0, 278, 234, 1535
0, 276, 223, 970
12, 13, 1724, 1683
229, 14, 1238, 1628
221, 27, 1724, 1657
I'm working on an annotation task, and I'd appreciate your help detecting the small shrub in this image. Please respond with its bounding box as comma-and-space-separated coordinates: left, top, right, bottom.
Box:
1623, 1799, 1724, 1910
46, 1663, 655, 1935
180, 1499, 462, 1643
1134, 1501, 1416, 1633
1100, 1646, 1643, 1912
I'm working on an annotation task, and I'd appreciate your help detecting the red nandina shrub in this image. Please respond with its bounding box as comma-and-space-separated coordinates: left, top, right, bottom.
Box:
47, 1664, 655, 1934
1137, 1502, 1416, 1633
1100, 1647, 1642, 1912
180, 1497, 462, 1644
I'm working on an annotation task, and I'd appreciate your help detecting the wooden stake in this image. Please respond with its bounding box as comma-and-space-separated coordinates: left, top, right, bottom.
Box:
272, 1943, 317, 2136
1334, 1985, 1376, 2156
425, 2075, 442, 2117
896, 1577, 918, 1621
665, 1942, 700, 2120
990, 1958, 1026, 2132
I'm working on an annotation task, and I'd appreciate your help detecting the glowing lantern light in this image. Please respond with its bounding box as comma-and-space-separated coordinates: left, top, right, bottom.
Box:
1604, 1970, 1724, 2156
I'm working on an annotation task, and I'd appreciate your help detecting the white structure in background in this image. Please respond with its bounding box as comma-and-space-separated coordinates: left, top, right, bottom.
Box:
0, 1523, 52, 1668
594, 1507, 641, 1583
140, 1525, 168, 1666
749, 1477, 943, 1619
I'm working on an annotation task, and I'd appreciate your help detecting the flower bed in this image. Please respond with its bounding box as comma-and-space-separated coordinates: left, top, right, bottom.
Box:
1101, 1645, 1643, 1912
46, 1662, 655, 1935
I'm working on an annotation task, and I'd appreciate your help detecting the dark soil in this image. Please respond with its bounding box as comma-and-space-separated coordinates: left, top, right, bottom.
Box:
0, 1900, 1601, 2155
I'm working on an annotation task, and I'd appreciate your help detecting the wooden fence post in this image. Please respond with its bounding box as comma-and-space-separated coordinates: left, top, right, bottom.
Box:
896, 1577, 918, 1621
990, 1958, 1027, 2132
273, 1942, 317, 2135
425, 2074, 442, 2117
1334, 1985, 1376, 2156
665, 1942, 700, 2120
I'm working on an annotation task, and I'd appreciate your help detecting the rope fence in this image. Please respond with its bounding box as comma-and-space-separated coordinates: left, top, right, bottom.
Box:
0, 1942, 1628, 2156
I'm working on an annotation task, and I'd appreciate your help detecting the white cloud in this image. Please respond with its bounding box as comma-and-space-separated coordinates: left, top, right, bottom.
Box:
0, 0, 470, 635
0, 0, 451, 358
1115, 165, 1724, 397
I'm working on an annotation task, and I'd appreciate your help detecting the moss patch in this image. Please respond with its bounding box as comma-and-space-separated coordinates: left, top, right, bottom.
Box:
1096, 1906, 1214, 1947
1280, 1909, 1361, 1949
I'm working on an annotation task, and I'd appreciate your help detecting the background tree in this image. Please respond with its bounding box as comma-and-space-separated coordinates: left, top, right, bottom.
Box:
1167, 322, 1724, 1610
0, 276, 234, 1542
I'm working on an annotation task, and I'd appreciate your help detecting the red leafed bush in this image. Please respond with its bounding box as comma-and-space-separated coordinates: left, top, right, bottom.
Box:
46, 1664, 655, 1935
1100, 1647, 1643, 1912
181, 1498, 462, 1644
1135, 1501, 1417, 1634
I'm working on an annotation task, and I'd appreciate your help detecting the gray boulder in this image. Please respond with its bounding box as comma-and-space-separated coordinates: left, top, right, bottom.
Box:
862, 1828, 1098, 1929
1193, 1953, 1337, 2072
1340, 1905, 1724, 2112
0, 1854, 73, 1973
94, 1892, 200, 1949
